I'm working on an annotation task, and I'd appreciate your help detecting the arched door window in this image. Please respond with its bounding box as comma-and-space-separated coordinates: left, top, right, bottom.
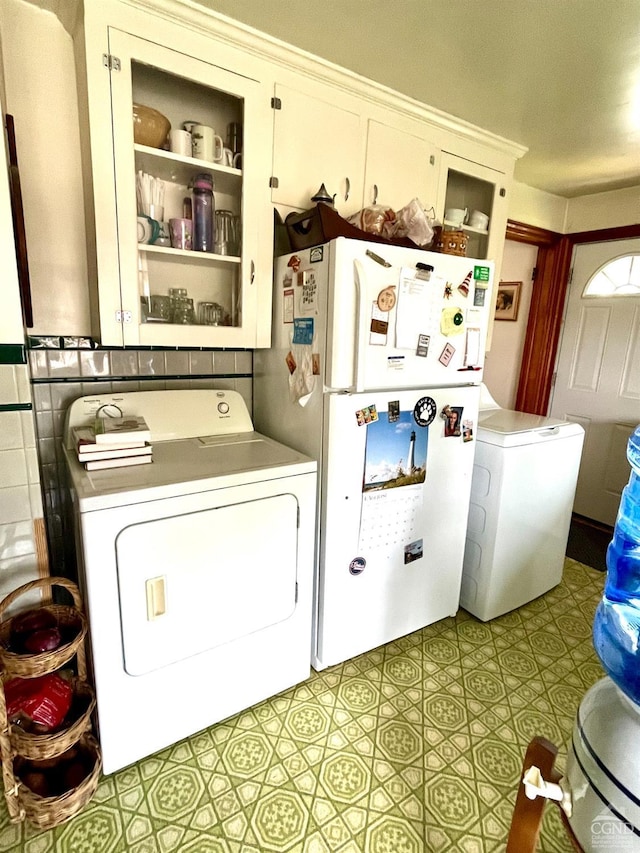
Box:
583, 253, 640, 296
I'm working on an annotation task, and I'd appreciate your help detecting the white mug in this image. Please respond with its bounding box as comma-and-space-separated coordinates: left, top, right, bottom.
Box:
170, 128, 192, 157
445, 207, 468, 227
137, 215, 161, 244
192, 124, 223, 162
468, 209, 489, 230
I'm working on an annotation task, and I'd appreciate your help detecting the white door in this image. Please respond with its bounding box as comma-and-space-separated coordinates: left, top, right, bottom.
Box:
549, 239, 640, 526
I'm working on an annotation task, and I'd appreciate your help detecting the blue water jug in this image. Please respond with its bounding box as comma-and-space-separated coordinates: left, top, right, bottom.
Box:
593, 424, 640, 706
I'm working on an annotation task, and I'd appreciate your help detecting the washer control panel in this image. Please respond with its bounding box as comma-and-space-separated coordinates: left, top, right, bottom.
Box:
64, 389, 254, 447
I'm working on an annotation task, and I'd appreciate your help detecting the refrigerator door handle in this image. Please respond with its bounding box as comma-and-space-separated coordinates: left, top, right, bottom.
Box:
353, 259, 368, 393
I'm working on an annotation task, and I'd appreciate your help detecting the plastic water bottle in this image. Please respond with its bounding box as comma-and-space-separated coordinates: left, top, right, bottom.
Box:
192, 173, 214, 252
593, 424, 640, 705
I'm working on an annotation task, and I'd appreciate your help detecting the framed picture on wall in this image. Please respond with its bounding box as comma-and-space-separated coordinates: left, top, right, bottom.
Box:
495, 281, 521, 321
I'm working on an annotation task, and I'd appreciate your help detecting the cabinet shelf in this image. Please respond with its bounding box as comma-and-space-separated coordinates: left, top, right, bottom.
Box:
443, 219, 489, 236
134, 145, 241, 195
139, 244, 241, 263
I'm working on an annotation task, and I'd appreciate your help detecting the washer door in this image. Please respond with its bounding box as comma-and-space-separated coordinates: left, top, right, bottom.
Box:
116, 493, 299, 675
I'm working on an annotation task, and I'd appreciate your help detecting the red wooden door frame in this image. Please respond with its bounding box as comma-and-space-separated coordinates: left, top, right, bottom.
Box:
507, 221, 640, 415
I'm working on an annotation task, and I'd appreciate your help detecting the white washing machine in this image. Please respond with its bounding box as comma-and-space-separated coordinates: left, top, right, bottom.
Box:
461, 387, 585, 621
63, 389, 316, 774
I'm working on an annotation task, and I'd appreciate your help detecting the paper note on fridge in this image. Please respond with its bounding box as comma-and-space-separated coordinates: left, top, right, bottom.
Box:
464, 327, 481, 367
395, 268, 444, 350
299, 270, 318, 313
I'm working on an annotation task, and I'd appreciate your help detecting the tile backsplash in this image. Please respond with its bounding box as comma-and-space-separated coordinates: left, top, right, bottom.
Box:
0, 363, 43, 606
26, 344, 253, 581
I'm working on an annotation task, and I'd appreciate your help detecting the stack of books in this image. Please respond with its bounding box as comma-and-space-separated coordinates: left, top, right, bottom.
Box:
72, 416, 152, 471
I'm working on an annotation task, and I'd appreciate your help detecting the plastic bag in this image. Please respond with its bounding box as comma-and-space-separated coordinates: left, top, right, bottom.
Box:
347, 205, 396, 236
384, 198, 435, 247
349, 198, 435, 247
5, 673, 73, 731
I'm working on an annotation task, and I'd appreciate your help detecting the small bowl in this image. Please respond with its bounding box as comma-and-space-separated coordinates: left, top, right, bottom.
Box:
132, 103, 171, 149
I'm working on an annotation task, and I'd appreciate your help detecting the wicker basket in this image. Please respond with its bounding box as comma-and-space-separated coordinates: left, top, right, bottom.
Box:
0, 578, 87, 680
8, 678, 96, 761
432, 226, 468, 256
9, 733, 102, 829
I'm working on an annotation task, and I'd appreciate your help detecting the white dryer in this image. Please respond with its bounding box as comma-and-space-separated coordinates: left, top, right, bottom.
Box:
461, 386, 585, 621
64, 389, 316, 774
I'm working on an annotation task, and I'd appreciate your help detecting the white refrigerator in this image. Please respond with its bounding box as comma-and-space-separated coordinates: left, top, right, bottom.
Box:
254, 236, 494, 670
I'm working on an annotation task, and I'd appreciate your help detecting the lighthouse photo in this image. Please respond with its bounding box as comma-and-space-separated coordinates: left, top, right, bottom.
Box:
362, 409, 428, 492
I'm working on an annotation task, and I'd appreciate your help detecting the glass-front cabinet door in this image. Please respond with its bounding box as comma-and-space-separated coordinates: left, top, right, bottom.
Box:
436, 152, 508, 264
100, 29, 271, 347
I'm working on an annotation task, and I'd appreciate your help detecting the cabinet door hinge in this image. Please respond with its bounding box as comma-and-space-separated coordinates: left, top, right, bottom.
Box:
103, 54, 121, 72
271, 96, 282, 110
569, 266, 574, 284
295, 581, 299, 603
269, 176, 279, 189
532, 266, 537, 281
115, 309, 132, 324
499, 187, 506, 197
551, 371, 558, 389
429, 155, 435, 166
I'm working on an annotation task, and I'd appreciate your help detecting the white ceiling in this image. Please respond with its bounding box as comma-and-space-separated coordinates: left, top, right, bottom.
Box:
201, 0, 640, 199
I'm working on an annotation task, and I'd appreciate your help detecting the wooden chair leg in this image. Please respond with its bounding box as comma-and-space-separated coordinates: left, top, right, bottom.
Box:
506, 736, 560, 853
507, 736, 584, 853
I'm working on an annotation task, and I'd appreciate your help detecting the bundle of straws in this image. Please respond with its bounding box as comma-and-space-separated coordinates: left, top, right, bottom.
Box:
136, 171, 165, 216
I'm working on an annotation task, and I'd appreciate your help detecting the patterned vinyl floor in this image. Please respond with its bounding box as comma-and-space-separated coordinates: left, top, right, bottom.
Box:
0, 558, 605, 853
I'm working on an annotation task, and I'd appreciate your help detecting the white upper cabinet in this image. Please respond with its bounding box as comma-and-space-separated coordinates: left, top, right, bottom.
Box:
362, 120, 440, 213
78, 15, 273, 348
436, 152, 509, 264
270, 84, 365, 216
